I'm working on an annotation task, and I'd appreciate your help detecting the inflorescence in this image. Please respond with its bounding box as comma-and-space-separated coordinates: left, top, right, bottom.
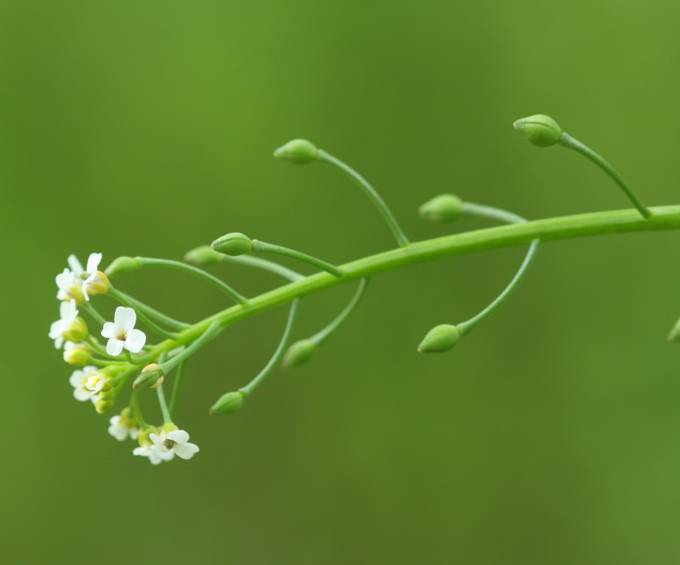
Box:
50, 114, 666, 465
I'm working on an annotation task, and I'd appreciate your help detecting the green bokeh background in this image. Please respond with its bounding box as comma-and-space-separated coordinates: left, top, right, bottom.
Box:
3, 1, 680, 563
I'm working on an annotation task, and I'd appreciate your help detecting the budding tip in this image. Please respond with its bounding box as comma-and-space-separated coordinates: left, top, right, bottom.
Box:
512, 114, 563, 147
418, 324, 462, 354
273, 139, 320, 164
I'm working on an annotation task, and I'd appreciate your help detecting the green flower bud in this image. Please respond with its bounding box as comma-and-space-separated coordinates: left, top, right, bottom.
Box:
211, 232, 253, 256
273, 139, 320, 164
668, 319, 680, 343
417, 324, 462, 353
105, 256, 142, 278
95, 398, 113, 414
86, 271, 110, 297
133, 363, 165, 390
63, 317, 88, 343
513, 114, 563, 147
419, 194, 465, 224
282, 339, 317, 369
63, 344, 92, 366
209, 391, 245, 415
184, 246, 223, 266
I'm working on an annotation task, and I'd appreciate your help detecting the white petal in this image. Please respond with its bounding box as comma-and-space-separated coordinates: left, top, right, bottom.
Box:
56, 269, 71, 290
54, 336, 64, 349
86, 253, 102, 273
61, 300, 78, 321
124, 329, 146, 353
68, 255, 83, 275
174, 442, 199, 460
73, 387, 91, 401
133, 446, 149, 457
69, 370, 84, 387
106, 338, 125, 357
114, 307, 136, 331
49, 320, 63, 339
101, 322, 116, 339
166, 429, 190, 444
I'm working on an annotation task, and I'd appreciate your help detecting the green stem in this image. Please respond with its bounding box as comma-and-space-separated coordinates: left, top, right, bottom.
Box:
156, 384, 172, 424
457, 202, 539, 333
318, 149, 410, 247
168, 361, 184, 417
110, 289, 189, 331
252, 239, 343, 277
137, 257, 248, 305
559, 133, 652, 219
218, 254, 304, 281
109, 286, 178, 340
239, 300, 299, 397
310, 278, 369, 345
81, 302, 106, 327
160, 322, 222, 375
144, 205, 680, 359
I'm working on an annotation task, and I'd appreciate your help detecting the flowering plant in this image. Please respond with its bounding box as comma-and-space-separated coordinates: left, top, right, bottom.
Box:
49, 114, 680, 465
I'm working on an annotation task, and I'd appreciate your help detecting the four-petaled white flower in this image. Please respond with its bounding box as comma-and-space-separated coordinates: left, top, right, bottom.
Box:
69, 366, 100, 402
101, 307, 147, 356
108, 415, 140, 442
133, 436, 174, 465
49, 300, 79, 349
55, 253, 103, 302
133, 428, 199, 465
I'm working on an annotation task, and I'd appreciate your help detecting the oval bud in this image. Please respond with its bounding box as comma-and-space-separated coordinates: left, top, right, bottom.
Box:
419, 194, 465, 224
282, 339, 317, 369
184, 246, 223, 266
63, 344, 92, 366
63, 317, 88, 343
417, 324, 462, 353
209, 391, 245, 415
133, 363, 165, 390
513, 114, 563, 147
105, 256, 142, 278
87, 271, 110, 297
668, 319, 680, 343
273, 139, 320, 164
95, 398, 113, 414
211, 232, 253, 256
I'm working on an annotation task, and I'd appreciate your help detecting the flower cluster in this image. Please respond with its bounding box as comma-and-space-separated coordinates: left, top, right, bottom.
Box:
50, 253, 199, 465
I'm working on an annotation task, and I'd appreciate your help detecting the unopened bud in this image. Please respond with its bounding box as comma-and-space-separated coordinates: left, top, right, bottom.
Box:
513, 114, 563, 147
63, 344, 92, 366
282, 339, 317, 369
273, 139, 320, 164
63, 317, 88, 343
211, 232, 253, 256
668, 319, 680, 343
86, 271, 110, 297
95, 398, 113, 414
105, 256, 142, 278
418, 324, 462, 353
419, 194, 465, 224
133, 363, 165, 390
184, 246, 223, 266
209, 391, 245, 415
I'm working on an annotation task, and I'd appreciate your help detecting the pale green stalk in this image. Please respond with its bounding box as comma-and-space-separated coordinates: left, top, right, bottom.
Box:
252, 239, 343, 277
139, 205, 680, 360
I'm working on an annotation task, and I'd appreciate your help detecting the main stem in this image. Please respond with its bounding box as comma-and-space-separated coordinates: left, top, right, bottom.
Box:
147, 205, 680, 356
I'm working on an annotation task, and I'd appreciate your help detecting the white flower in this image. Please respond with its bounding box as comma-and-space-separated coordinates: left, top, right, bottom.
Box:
132, 428, 199, 465
101, 307, 146, 356
108, 415, 140, 442
69, 366, 100, 402
55, 253, 102, 302
133, 436, 174, 465
49, 301, 79, 349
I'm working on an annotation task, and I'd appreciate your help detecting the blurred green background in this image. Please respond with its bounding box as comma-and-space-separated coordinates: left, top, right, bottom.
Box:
3, 1, 680, 563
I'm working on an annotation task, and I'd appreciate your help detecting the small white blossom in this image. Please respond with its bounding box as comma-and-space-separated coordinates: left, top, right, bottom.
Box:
133, 436, 174, 465
132, 428, 199, 465
69, 366, 100, 402
55, 253, 102, 302
101, 307, 146, 356
49, 301, 79, 349
108, 415, 140, 442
